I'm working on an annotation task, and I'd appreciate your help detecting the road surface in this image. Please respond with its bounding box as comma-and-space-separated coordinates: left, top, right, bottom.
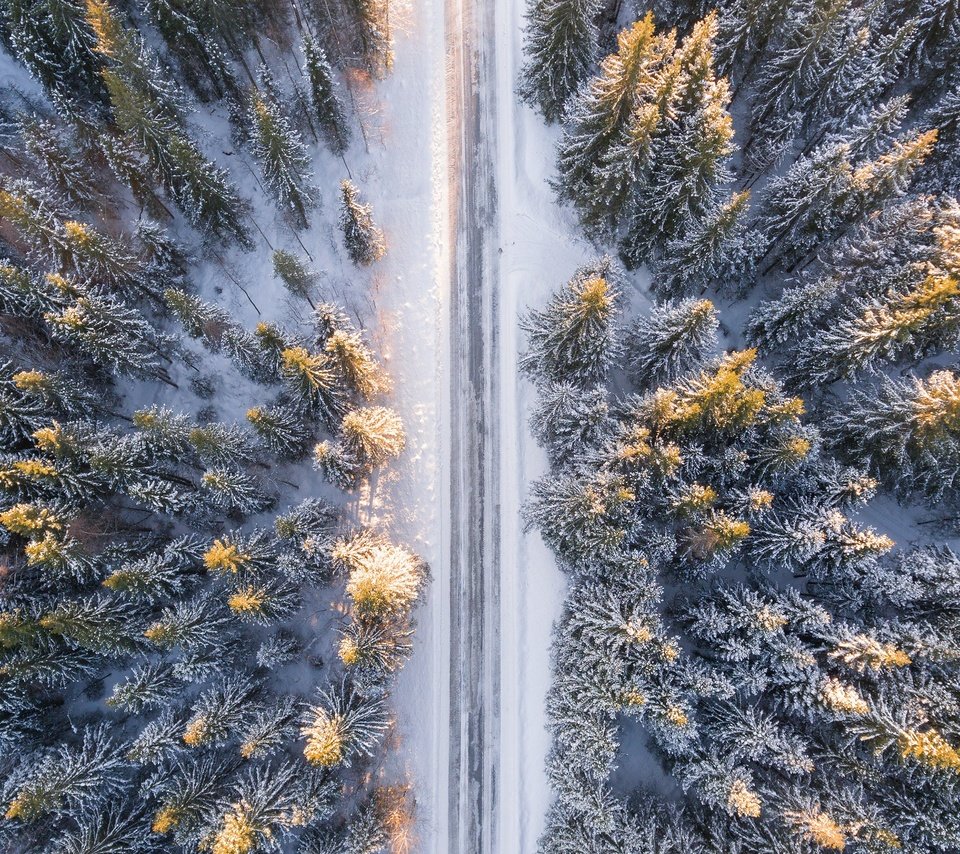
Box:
445, 0, 502, 849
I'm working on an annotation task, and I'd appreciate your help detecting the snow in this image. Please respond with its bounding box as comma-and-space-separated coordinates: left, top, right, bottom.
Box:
493, 0, 644, 846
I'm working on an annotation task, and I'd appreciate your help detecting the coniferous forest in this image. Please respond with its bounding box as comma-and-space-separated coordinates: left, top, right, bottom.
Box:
0, 1, 422, 852
520, 0, 960, 852
1, 0, 959, 849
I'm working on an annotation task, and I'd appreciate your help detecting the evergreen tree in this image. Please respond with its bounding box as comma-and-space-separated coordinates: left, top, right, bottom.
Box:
272, 248, 318, 306
789, 271, 960, 388
338, 406, 405, 469
826, 370, 960, 500
339, 179, 385, 266
302, 35, 350, 155
86, 0, 249, 243
44, 293, 174, 383
248, 78, 314, 228
19, 116, 97, 210
145, 0, 238, 101
201, 467, 271, 515
300, 679, 388, 767
332, 532, 424, 618
655, 190, 754, 296
246, 404, 312, 458
518, 0, 601, 123
627, 298, 719, 386
279, 346, 346, 424
553, 14, 674, 237
620, 13, 736, 265
324, 329, 390, 399
519, 257, 622, 386
529, 381, 609, 466
4, 725, 124, 822
1, 0, 104, 100
181, 674, 258, 748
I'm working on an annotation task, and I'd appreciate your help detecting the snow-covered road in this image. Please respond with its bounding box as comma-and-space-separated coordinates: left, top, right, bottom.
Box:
383, 0, 589, 849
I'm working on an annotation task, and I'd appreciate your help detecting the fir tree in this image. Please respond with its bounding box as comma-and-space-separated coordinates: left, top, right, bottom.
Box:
529, 381, 609, 466
519, 256, 622, 386
302, 35, 350, 155
279, 346, 346, 424
518, 0, 601, 123
300, 679, 388, 767
272, 248, 318, 306
338, 406, 405, 469
655, 190, 754, 296
246, 404, 312, 459
332, 532, 424, 618
4, 725, 124, 822
339, 179, 386, 266
826, 370, 960, 500
324, 329, 390, 399
248, 79, 314, 228
627, 298, 719, 387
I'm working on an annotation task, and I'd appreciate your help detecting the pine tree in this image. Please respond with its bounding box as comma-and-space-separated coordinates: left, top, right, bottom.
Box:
519, 257, 622, 386
19, 116, 97, 210
338, 619, 413, 693
181, 674, 258, 748
529, 381, 609, 466
554, 14, 674, 236
1, 0, 104, 100
714, 0, 795, 77
313, 439, 361, 490
44, 293, 173, 383
248, 79, 314, 228
790, 271, 960, 388
201, 467, 271, 514
38, 593, 141, 654
826, 370, 960, 500
4, 725, 124, 822
86, 0, 249, 243
227, 579, 300, 625
518, 0, 601, 123
627, 298, 719, 387
348, 0, 392, 75
324, 329, 390, 399
107, 661, 182, 713
339, 180, 385, 266
145, 0, 238, 101
302, 35, 351, 155
188, 421, 256, 468
620, 12, 736, 265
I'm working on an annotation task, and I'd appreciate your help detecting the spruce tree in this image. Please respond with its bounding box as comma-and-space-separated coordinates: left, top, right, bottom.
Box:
826, 370, 960, 500
339, 180, 386, 267
518, 0, 601, 123
246, 404, 311, 459
86, 0, 249, 243
272, 249, 318, 306
627, 298, 719, 387
519, 257, 622, 386
248, 79, 314, 228
554, 13, 673, 237
302, 35, 350, 155
655, 190, 753, 296
301, 680, 388, 768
